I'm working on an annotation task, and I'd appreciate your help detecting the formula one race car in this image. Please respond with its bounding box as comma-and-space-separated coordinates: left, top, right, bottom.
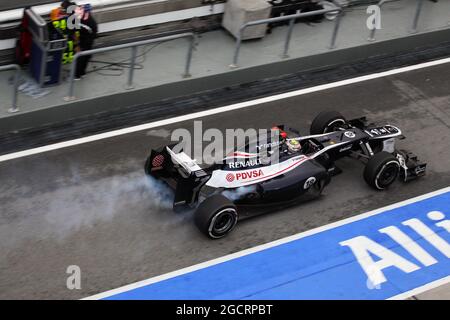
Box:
145, 111, 427, 239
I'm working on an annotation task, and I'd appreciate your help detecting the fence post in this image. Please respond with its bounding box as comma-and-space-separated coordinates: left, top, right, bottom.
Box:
9, 65, 20, 113
329, 10, 342, 49
282, 18, 296, 59
65, 53, 78, 101
0, 64, 21, 113
368, 23, 377, 42
183, 35, 195, 78
411, 0, 424, 33
230, 27, 243, 68
126, 46, 138, 89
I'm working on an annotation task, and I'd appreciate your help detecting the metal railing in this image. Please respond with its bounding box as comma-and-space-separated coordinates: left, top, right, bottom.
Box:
230, 4, 343, 68
368, 0, 426, 41
411, 0, 425, 34
65, 32, 196, 101
0, 64, 20, 113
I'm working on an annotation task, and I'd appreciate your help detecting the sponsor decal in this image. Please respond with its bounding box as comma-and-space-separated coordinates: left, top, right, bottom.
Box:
226, 173, 235, 182
339, 145, 352, 153
228, 158, 262, 169
371, 129, 381, 136
152, 155, 164, 167
415, 165, 426, 175
388, 126, 399, 133
370, 126, 399, 137
208, 157, 310, 189
231, 152, 257, 158
257, 141, 282, 151
303, 177, 317, 190
344, 131, 356, 138
236, 169, 264, 181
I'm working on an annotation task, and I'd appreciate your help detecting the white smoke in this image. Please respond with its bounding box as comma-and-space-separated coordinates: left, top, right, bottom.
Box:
0, 169, 180, 247
42, 172, 177, 238
144, 175, 175, 210
222, 185, 257, 201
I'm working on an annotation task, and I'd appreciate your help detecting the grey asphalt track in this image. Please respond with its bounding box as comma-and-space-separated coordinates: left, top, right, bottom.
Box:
0, 63, 450, 299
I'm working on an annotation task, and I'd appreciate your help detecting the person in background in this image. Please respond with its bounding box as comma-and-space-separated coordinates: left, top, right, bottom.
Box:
16, 7, 33, 65
75, 4, 98, 80
61, 0, 73, 9
51, 0, 74, 21
51, 1, 79, 65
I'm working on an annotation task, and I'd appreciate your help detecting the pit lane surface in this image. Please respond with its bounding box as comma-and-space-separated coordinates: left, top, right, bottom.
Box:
1, 62, 450, 299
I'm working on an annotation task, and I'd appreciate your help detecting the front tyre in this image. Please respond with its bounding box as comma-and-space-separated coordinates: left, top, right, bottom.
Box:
194, 194, 238, 239
364, 151, 400, 190
310, 111, 347, 134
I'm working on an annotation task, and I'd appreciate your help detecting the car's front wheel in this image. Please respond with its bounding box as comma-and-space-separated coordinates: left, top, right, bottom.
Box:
364, 151, 400, 190
194, 194, 238, 239
310, 111, 347, 135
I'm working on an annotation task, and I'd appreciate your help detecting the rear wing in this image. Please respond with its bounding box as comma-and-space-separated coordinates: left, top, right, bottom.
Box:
145, 145, 210, 211
165, 147, 203, 176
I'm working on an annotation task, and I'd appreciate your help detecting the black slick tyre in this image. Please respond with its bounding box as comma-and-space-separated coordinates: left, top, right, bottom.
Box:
364, 151, 400, 190
310, 111, 347, 135
194, 194, 238, 239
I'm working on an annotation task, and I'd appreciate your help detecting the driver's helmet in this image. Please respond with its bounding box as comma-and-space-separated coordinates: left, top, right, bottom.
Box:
286, 139, 302, 153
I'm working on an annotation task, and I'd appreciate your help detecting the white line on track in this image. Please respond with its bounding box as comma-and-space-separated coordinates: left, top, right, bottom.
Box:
388, 275, 450, 300
84, 186, 450, 300
1, 56, 450, 164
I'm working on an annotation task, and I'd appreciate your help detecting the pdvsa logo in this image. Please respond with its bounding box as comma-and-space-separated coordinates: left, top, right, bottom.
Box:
236, 169, 263, 181
226, 173, 235, 182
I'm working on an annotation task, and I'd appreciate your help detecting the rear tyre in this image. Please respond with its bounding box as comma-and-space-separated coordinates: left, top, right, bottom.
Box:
310, 111, 347, 135
194, 194, 238, 239
364, 151, 400, 190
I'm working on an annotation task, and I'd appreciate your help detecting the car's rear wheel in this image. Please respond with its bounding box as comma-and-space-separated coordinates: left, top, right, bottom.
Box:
310, 111, 347, 135
364, 151, 400, 190
194, 194, 238, 239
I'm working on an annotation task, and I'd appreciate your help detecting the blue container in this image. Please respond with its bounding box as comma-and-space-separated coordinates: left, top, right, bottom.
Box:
30, 30, 66, 87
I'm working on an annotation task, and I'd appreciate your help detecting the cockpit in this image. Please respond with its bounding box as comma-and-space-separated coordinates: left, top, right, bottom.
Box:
283, 138, 322, 156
